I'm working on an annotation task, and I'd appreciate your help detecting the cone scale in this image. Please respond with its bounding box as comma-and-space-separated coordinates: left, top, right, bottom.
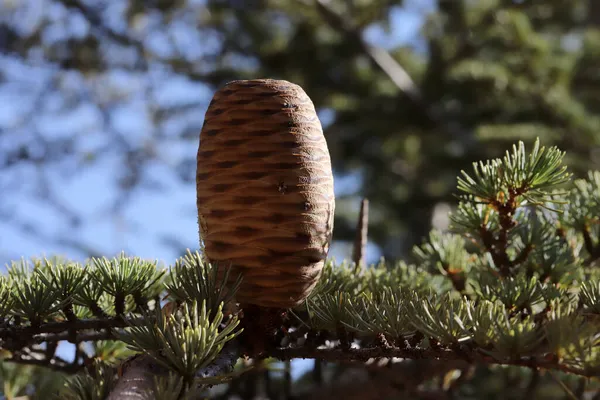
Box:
196, 79, 335, 308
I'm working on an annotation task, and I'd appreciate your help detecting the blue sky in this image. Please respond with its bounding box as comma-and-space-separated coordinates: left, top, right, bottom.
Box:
0, 0, 434, 267
0, 0, 434, 380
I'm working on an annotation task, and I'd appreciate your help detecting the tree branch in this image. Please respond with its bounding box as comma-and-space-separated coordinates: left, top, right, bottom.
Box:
106, 339, 242, 399
106, 355, 163, 400
268, 344, 597, 378
2, 317, 139, 340
7, 354, 80, 374
0, 317, 141, 354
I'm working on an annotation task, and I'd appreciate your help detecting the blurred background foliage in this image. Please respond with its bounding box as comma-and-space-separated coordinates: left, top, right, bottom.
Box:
1, 0, 600, 398
2, 0, 600, 263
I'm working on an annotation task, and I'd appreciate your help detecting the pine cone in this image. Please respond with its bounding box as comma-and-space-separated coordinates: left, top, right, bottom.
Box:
196, 79, 335, 308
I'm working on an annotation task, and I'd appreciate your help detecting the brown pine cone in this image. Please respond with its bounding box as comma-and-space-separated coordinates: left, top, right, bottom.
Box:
196, 79, 335, 308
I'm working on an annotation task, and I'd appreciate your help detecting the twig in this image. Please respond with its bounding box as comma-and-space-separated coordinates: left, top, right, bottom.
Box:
106, 339, 242, 399
33, 330, 117, 345
1, 317, 141, 346
268, 345, 597, 378
7, 355, 81, 374
352, 199, 369, 269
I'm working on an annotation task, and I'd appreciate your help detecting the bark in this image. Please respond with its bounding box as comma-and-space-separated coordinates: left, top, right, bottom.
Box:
107, 356, 161, 400
107, 340, 241, 399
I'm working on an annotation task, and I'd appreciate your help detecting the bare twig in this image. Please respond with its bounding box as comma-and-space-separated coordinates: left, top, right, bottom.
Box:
352, 198, 369, 269
32, 329, 117, 345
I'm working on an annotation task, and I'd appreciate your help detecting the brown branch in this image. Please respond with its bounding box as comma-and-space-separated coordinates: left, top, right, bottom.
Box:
7, 355, 81, 374
106, 338, 241, 399
32, 329, 117, 345
268, 345, 597, 378
106, 355, 161, 400
513, 243, 533, 269
0, 316, 143, 359
352, 198, 369, 269
480, 187, 528, 277
8, 316, 135, 335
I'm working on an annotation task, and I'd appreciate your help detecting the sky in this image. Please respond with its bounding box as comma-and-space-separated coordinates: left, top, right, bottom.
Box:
0, 0, 435, 381
0, 0, 435, 267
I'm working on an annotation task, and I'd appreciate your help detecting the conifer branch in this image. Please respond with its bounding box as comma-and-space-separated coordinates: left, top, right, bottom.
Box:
7, 355, 80, 374
268, 345, 597, 378
2, 317, 138, 341
2, 139, 600, 398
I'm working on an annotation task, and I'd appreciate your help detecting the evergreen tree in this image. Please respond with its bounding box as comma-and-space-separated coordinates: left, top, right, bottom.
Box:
0, 139, 599, 398
2, 0, 600, 398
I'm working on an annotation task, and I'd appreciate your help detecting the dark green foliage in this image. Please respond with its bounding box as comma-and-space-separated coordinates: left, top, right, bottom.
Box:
118, 301, 240, 383
296, 141, 600, 379
165, 250, 241, 318
0, 140, 598, 398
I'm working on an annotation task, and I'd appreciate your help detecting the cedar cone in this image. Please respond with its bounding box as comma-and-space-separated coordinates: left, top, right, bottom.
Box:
196, 79, 335, 309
